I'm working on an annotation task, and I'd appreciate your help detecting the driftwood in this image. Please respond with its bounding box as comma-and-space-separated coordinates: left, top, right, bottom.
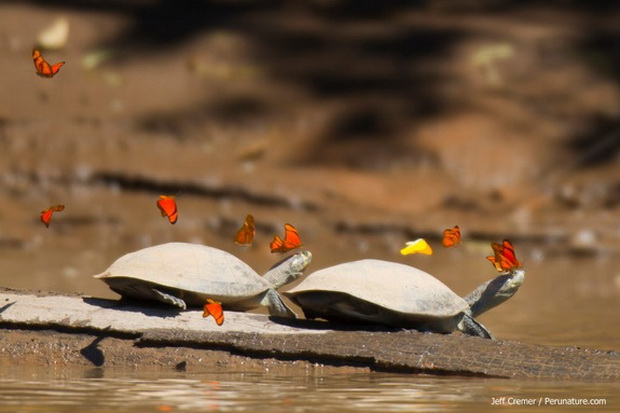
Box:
0, 288, 617, 380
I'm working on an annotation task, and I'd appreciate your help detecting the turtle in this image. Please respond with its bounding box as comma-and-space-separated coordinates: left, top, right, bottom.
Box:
284, 259, 525, 339
94, 242, 312, 318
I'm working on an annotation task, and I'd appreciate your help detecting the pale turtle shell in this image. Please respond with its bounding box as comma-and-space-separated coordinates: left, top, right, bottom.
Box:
285, 259, 468, 330
95, 242, 272, 308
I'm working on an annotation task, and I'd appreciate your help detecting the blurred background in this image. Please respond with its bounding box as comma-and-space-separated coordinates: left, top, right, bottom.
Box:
0, 0, 619, 349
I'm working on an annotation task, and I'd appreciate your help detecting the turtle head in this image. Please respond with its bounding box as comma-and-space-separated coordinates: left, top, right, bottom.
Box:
464, 268, 525, 318
263, 250, 313, 289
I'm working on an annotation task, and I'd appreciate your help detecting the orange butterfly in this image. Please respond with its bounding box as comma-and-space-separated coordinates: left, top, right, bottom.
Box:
33, 49, 65, 78
40, 204, 65, 228
234, 214, 255, 246
270, 223, 302, 253
442, 225, 461, 248
486, 239, 522, 272
203, 299, 224, 326
156, 195, 178, 224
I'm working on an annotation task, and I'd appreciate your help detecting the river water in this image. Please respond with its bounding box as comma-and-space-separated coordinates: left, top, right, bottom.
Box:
0, 367, 617, 412
0, 236, 618, 411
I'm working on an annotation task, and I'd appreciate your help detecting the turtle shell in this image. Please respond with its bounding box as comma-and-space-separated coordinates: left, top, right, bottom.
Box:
284, 259, 469, 331
95, 242, 272, 308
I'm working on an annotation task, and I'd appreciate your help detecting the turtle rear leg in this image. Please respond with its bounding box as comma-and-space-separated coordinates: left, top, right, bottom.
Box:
458, 313, 495, 340
152, 288, 187, 310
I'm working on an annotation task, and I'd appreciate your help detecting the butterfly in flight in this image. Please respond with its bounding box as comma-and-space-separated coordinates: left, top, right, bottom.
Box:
156, 195, 178, 224
234, 214, 255, 246
33, 49, 65, 78
40, 204, 65, 228
270, 223, 302, 253
400, 238, 433, 255
486, 239, 522, 272
442, 225, 461, 248
203, 299, 224, 326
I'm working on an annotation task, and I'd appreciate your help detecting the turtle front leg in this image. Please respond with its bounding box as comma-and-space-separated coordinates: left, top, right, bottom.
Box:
457, 313, 495, 340
261, 289, 298, 318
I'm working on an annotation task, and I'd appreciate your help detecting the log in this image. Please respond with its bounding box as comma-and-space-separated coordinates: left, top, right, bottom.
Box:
0, 288, 618, 380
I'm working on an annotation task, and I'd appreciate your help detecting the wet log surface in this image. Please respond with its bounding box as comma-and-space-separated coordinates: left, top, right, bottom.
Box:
0, 288, 618, 380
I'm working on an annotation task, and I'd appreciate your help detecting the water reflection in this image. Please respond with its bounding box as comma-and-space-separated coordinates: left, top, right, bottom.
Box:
0, 368, 617, 413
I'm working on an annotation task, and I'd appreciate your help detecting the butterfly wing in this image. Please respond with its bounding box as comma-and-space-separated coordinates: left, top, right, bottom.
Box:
235, 214, 255, 246
49, 61, 65, 76
203, 299, 224, 326
33, 49, 49, 75
442, 225, 461, 248
270, 235, 285, 253
40, 208, 53, 228
40, 204, 65, 228
156, 195, 178, 224
400, 238, 433, 255
486, 254, 503, 272
486, 242, 505, 271
282, 223, 302, 250
499, 239, 521, 268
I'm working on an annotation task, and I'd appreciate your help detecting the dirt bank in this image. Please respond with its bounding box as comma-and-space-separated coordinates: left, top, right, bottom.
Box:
1, 2, 620, 262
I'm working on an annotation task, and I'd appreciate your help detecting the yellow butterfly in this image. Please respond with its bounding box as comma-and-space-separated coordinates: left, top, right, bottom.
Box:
400, 238, 433, 255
